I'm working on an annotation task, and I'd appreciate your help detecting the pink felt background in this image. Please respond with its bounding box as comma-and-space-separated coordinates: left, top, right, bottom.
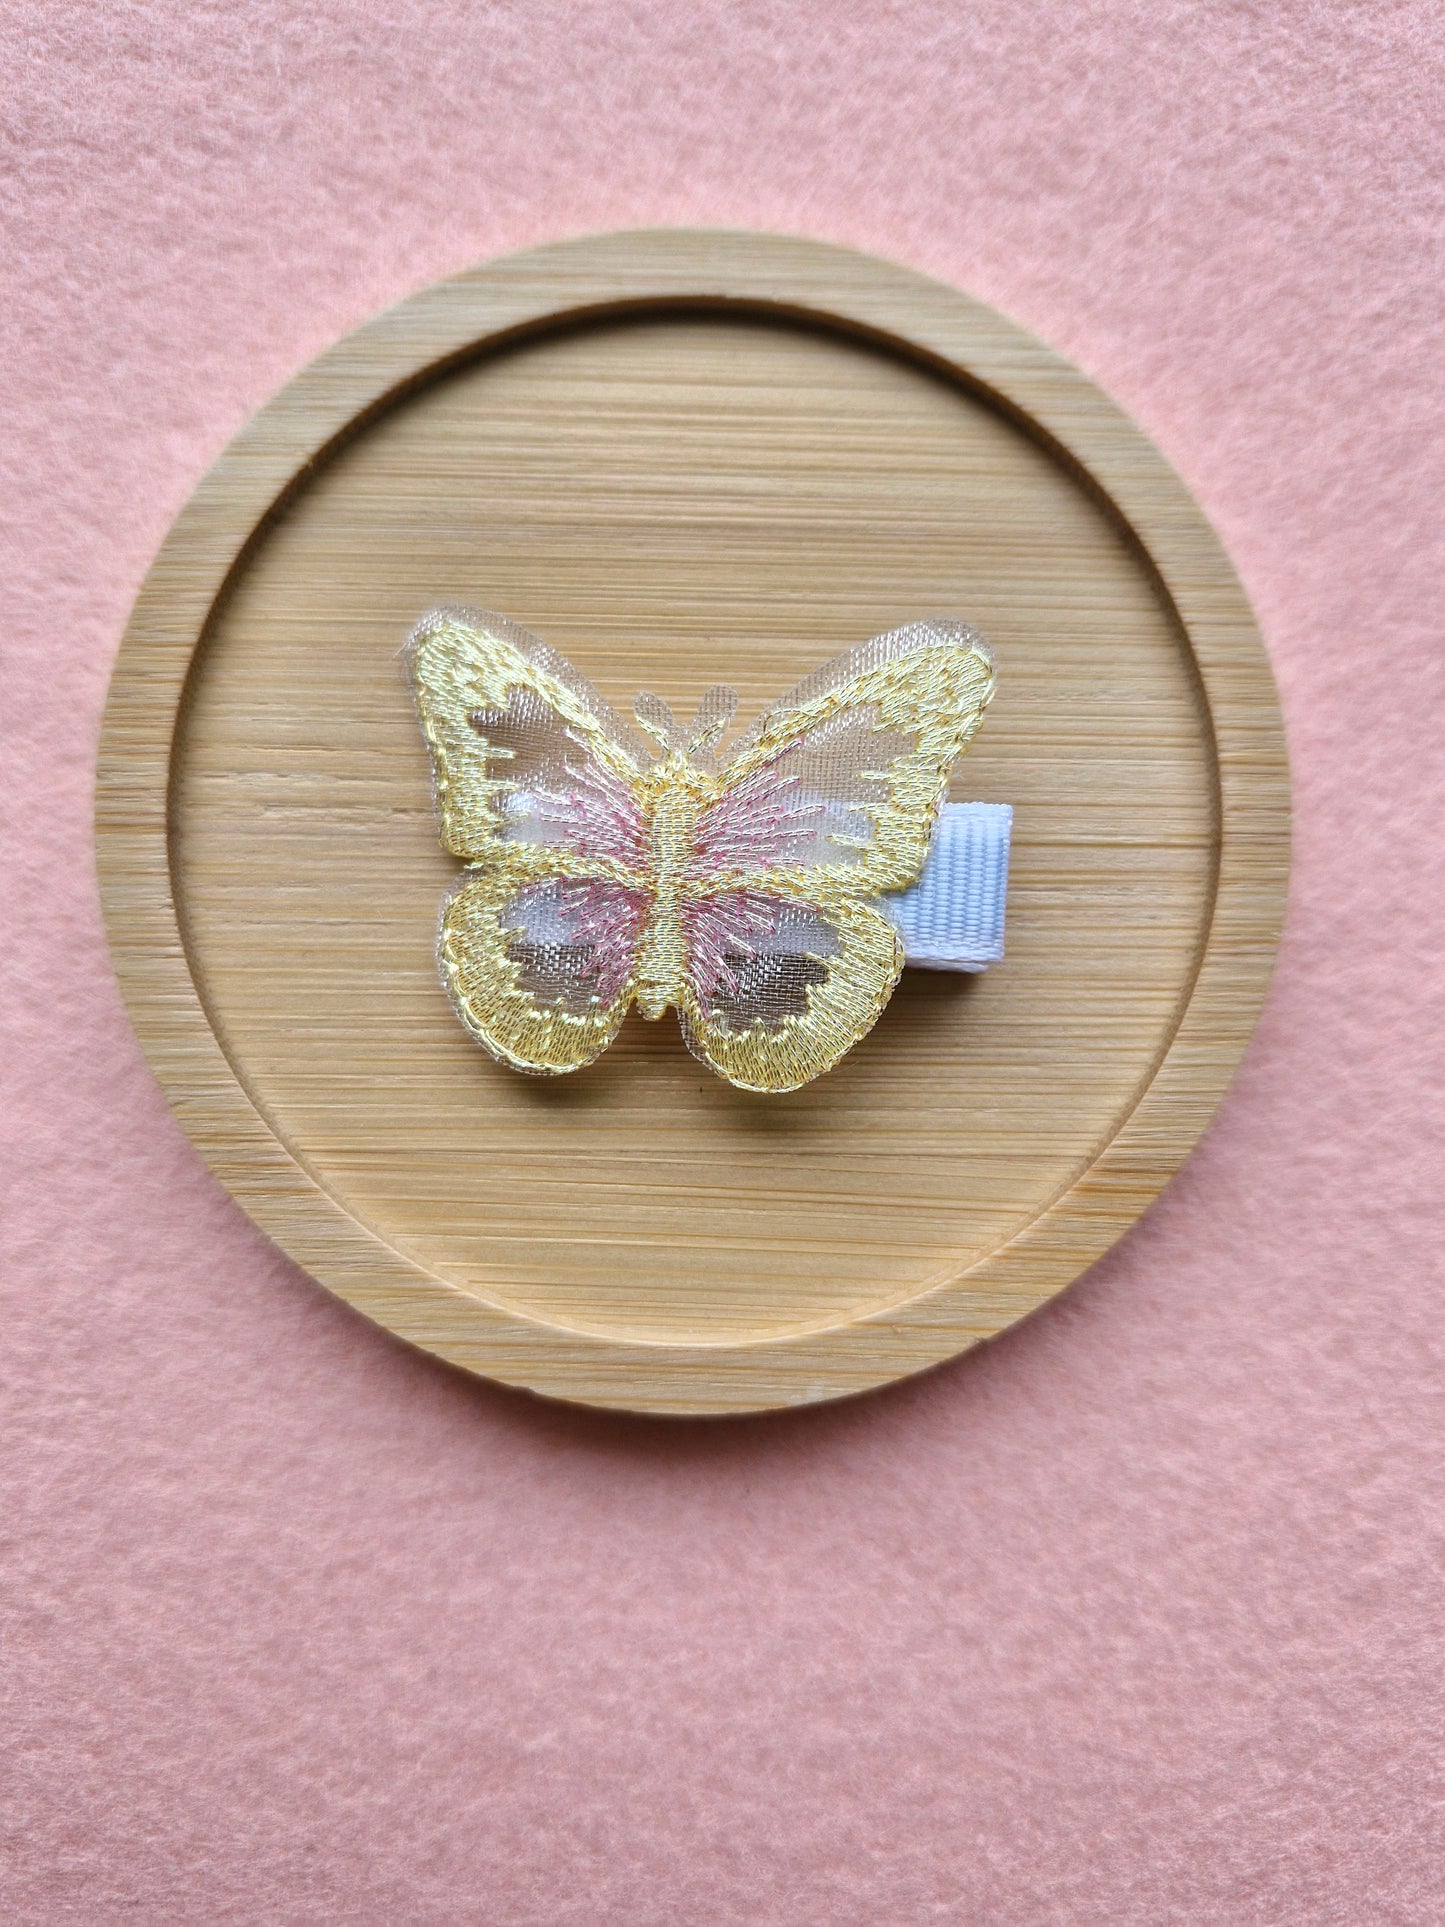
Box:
4, 3, 1444, 1919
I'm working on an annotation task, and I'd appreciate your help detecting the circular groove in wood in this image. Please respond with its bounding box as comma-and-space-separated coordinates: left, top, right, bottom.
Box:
96, 230, 1289, 1415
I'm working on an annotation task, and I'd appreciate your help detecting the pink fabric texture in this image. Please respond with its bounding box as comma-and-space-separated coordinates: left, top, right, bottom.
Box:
4, 3, 1444, 1919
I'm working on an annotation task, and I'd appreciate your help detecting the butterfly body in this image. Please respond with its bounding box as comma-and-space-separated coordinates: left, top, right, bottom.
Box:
410, 610, 996, 1092
633, 749, 715, 1020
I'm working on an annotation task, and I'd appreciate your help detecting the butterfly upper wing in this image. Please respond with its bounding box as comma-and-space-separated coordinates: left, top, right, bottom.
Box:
700, 619, 996, 897
678, 620, 995, 1092
408, 606, 654, 871
408, 608, 654, 1073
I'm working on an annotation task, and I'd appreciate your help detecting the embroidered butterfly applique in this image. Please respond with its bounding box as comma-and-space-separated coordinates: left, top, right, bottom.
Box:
408, 609, 996, 1093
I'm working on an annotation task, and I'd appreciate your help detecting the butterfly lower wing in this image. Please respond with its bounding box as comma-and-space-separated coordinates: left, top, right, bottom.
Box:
677, 892, 904, 1093
442, 871, 647, 1074
700, 619, 995, 900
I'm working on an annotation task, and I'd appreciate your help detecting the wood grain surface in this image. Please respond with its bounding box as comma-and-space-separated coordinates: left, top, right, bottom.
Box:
95, 229, 1289, 1415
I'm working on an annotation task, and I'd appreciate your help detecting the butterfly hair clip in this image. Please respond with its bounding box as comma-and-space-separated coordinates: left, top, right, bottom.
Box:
408, 609, 1006, 1093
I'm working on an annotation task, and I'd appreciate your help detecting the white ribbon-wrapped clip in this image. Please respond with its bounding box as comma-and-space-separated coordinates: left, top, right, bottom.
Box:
881, 802, 1012, 973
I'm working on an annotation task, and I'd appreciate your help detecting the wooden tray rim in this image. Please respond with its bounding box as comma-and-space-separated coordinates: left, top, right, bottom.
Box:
95, 227, 1290, 1416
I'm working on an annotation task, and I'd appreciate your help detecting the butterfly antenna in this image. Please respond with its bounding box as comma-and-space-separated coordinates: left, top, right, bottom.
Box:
686, 684, 740, 756
633, 692, 679, 752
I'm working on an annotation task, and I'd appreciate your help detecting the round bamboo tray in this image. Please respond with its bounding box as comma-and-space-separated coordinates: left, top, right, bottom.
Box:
96, 229, 1289, 1416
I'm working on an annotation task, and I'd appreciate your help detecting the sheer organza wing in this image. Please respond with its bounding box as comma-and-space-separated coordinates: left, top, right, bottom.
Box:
409, 608, 655, 1075
697, 619, 996, 901
677, 893, 904, 1093
440, 870, 646, 1075
407, 607, 655, 874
